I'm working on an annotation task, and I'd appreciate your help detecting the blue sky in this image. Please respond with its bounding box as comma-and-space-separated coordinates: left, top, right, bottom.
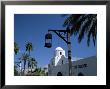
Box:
14, 14, 97, 68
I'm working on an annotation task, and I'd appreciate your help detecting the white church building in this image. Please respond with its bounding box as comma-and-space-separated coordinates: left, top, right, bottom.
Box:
48, 47, 97, 76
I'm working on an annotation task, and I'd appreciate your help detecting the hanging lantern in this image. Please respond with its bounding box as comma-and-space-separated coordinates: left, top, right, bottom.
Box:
44, 33, 52, 48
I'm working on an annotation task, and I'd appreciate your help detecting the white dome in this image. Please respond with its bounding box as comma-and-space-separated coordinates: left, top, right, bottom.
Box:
55, 47, 63, 51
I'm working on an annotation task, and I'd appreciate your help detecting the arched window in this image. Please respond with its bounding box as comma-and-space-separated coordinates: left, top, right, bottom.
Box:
57, 72, 63, 76
78, 72, 84, 76
60, 52, 62, 55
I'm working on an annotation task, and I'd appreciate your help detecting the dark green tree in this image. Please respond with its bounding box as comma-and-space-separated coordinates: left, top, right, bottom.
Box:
14, 42, 19, 55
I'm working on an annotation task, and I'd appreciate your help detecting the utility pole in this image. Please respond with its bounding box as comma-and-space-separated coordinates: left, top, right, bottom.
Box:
45, 29, 72, 76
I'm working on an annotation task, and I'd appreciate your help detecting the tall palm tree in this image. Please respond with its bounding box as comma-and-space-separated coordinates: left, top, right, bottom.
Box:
63, 14, 97, 46
14, 42, 19, 55
25, 42, 33, 72
20, 53, 29, 75
25, 42, 33, 55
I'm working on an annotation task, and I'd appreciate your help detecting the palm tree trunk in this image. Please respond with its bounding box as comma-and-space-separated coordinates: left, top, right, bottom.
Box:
24, 61, 26, 75
28, 51, 30, 73
28, 63, 29, 73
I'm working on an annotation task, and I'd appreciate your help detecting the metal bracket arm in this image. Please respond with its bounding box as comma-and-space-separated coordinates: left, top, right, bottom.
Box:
48, 30, 68, 44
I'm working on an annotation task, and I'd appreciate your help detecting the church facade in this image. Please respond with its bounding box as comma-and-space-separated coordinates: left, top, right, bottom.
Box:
48, 47, 97, 76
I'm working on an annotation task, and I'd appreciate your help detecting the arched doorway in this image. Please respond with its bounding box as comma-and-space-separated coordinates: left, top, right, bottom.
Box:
78, 72, 84, 76
57, 72, 63, 76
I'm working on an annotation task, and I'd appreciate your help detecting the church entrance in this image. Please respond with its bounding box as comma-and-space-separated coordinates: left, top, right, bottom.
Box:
57, 72, 63, 76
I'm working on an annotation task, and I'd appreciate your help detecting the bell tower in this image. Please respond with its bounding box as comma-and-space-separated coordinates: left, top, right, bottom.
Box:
54, 47, 65, 66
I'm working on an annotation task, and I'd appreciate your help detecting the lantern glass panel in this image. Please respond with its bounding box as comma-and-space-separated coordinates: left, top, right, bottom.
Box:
45, 33, 52, 48
46, 39, 51, 43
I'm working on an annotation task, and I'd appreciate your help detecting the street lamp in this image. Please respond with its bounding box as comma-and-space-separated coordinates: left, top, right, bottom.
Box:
44, 29, 72, 76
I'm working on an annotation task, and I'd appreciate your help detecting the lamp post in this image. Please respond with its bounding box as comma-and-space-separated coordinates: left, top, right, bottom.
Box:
44, 29, 72, 76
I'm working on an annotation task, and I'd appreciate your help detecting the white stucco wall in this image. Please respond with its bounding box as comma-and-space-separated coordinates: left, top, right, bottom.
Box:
48, 56, 97, 76
50, 47, 67, 66
49, 63, 69, 76
72, 56, 97, 76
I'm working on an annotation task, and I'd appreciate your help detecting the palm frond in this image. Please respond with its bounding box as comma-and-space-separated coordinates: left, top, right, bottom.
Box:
63, 14, 97, 46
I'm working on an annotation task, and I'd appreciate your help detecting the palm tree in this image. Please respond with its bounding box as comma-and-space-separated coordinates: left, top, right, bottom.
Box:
25, 42, 33, 55
63, 14, 97, 46
14, 65, 18, 76
36, 67, 42, 76
25, 42, 33, 72
29, 57, 37, 73
27, 58, 31, 73
14, 42, 20, 75
20, 53, 29, 75
14, 42, 19, 55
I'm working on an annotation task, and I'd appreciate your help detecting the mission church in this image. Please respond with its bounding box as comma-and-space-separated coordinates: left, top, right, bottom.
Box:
48, 47, 97, 76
